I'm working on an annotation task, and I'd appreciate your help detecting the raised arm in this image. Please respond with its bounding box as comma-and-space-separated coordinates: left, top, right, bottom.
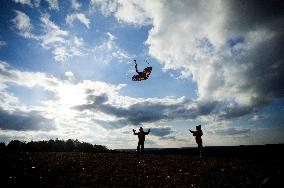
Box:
134, 60, 140, 74
133, 129, 138, 135
145, 129, 150, 135
189, 129, 194, 133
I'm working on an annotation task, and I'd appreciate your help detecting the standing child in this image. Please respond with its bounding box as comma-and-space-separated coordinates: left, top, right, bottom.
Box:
133, 127, 150, 155
189, 125, 203, 157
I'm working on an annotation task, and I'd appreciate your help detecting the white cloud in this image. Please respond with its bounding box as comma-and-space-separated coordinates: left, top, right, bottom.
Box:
91, 32, 131, 63
90, 0, 118, 16
12, 12, 86, 62
114, 0, 154, 26
12, 10, 36, 39
66, 13, 91, 28
73, 36, 84, 47
250, 114, 268, 122
52, 46, 69, 62
39, 14, 81, 62
13, 0, 33, 7
0, 41, 6, 48
13, 0, 57, 8
71, 0, 81, 10
65, 71, 75, 81
90, 0, 153, 25
0, 61, 125, 120
0, 61, 62, 94
45, 0, 59, 10
40, 14, 68, 46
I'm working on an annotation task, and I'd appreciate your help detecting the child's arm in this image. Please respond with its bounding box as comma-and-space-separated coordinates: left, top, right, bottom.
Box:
134, 62, 140, 74
133, 129, 138, 135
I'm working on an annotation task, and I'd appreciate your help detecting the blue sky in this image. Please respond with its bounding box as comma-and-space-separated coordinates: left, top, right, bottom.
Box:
0, 0, 283, 149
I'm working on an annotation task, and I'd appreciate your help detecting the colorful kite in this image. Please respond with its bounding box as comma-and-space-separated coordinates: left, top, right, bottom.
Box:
132, 60, 152, 81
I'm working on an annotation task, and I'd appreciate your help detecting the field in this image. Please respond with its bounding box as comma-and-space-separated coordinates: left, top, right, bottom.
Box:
1, 150, 282, 187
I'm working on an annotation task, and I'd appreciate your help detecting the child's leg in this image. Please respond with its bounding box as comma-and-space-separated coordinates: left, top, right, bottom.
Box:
141, 142, 145, 155
198, 142, 203, 157
137, 142, 141, 154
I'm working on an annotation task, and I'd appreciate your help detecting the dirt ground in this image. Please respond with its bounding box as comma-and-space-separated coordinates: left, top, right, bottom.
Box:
0, 152, 282, 187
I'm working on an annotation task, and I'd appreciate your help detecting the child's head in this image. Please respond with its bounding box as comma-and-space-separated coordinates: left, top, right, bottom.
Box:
139, 127, 143, 131
196, 125, 201, 130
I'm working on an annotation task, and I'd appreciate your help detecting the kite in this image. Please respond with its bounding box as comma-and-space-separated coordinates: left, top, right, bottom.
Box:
132, 60, 152, 81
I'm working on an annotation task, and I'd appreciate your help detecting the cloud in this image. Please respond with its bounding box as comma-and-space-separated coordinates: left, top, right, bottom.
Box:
150, 127, 173, 137
73, 36, 84, 47
0, 61, 126, 136
71, 0, 81, 10
45, 0, 59, 10
90, 0, 155, 25
40, 14, 68, 46
72, 91, 256, 128
65, 71, 75, 81
13, 0, 33, 7
210, 128, 250, 136
0, 41, 6, 48
98, 0, 284, 121
0, 61, 127, 122
0, 61, 62, 95
73, 94, 193, 126
13, 0, 57, 9
250, 114, 268, 122
12, 10, 35, 39
0, 107, 55, 131
12, 12, 86, 62
66, 13, 91, 28
90, 32, 132, 64
90, 0, 118, 16
11, 11, 130, 64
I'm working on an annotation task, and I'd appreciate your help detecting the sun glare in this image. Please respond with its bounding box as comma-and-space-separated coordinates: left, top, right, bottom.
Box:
57, 85, 85, 115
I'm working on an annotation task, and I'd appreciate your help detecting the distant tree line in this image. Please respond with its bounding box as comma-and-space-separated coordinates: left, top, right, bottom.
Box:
0, 139, 111, 153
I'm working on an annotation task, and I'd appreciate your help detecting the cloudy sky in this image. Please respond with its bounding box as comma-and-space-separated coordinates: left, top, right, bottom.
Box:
0, 0, 283, 149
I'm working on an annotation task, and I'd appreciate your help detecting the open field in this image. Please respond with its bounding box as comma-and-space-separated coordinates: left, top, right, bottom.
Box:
0, 149, 283, 187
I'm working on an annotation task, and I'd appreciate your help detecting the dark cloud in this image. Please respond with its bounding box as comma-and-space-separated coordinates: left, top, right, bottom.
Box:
150, 127, 173, 137
86, 93, 108, 104
211, 128, 250, 136
205, 101, 254, 120
73, 94, 264, 128
221, 0, 284, 109
147, 127, 185, 142
73, 94, 195, 126
244, 35, 284, 105
0, 107, 55, 131
226, 0, 284, 32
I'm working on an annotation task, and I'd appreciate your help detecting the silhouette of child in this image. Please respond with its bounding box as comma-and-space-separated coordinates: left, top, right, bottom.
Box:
189, 125, 203, 157
133, 127, 150, 155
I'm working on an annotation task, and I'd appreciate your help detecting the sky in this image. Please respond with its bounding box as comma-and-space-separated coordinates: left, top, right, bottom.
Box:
0, 0, 283, 149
